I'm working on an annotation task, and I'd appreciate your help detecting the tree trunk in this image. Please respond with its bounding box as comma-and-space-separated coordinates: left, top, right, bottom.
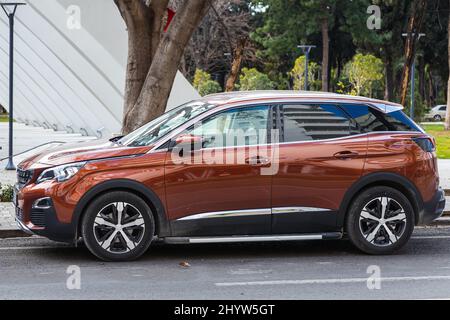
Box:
418, 56, 426, 101
225, 37, 247, 92
384, 51, 395, 101
428, 68, 436, 108
321, 16, 329, 92
446, 1, 450, 130
114, 0, 153, 125
399, 0, 427, 106
122, 0, 211, 134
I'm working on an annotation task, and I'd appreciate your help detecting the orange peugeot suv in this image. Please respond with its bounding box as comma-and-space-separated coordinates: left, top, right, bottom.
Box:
14, 92, 446, 261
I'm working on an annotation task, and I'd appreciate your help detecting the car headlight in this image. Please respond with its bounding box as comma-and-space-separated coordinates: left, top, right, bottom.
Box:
36, 162, 86, 184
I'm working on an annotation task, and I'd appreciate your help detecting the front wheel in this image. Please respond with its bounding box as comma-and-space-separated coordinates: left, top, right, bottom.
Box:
346, 187, 414, 255
81, 191, 155, 261
434, 115, 443, 122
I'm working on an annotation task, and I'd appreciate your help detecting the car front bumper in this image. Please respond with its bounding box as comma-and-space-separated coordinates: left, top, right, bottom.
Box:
14, 185, 77, 243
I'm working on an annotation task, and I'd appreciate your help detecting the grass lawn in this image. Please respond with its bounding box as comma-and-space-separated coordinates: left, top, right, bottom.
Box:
422, 124, 450, 159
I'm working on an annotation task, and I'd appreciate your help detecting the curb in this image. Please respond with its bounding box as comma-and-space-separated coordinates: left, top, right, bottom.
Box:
0, 229, 31, 239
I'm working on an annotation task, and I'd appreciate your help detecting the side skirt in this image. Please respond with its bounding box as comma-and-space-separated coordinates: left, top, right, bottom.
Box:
163, 232, 342, 244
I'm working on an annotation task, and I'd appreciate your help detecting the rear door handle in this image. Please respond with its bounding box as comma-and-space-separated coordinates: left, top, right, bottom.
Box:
245, 156, 271, 166
333, 151, 359, 160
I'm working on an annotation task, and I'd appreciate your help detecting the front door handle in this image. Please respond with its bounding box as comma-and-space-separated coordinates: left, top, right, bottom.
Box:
333, 151, 359, 160
245, 156, 271, 166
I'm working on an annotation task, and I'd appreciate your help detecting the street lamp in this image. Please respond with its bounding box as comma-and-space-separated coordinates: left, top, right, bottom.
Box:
1, 2, 25, 170
402, 32, 425, 120
297, 45, 316, 91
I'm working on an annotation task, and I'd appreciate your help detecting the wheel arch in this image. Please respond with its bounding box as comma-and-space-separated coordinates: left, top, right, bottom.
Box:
72, 179, 171, 239
338, 172, 424, 227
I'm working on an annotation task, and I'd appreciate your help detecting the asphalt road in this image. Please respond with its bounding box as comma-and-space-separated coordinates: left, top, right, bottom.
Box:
1, 227, 450, 300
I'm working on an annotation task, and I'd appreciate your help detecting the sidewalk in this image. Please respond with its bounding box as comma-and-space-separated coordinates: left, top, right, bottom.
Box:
438, 159, 450, 190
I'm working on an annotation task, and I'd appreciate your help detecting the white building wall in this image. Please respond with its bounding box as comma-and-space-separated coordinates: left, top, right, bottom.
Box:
0, 0, 200, 137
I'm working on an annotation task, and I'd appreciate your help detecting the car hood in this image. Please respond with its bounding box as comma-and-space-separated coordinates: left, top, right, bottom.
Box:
18, 139, 153, 170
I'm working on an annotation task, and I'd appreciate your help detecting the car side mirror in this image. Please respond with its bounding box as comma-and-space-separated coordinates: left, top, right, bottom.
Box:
171, 134, 203, 156
175, 134, 203, 146
109, 135, 124, 143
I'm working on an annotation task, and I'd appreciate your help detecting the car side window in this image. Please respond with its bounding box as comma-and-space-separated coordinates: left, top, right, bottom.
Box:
439, 106, 447, 111
186, 105, 270, 148
341, 104, 420, 133
281, 104, 354, 142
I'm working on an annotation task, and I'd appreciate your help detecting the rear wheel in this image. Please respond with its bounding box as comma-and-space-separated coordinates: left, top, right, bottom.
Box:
434, 114, 442, 122
346, 186, 414, 255
81, 191, 154, 261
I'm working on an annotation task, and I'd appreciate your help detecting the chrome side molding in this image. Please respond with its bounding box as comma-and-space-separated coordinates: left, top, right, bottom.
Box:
164, 232, 342, 244
272, 207, 332, 214
177, 207, 332, 221
177, 208, 271, 221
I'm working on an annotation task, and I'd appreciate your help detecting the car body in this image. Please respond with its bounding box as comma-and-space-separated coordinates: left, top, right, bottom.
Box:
14, 91, 446, 261
425, 105, 447, 121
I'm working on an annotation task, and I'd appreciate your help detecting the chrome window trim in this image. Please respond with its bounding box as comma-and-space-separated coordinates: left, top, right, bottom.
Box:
148, 100, 407, 154
156, 131, 419, 154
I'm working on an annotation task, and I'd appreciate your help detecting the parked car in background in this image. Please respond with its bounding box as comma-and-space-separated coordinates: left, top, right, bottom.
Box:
425, 105, 447, 122
13, 91, 446, 261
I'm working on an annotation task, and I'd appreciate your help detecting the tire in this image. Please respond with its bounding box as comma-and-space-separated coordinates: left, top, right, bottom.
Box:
434, 115, 442, 122
345, 186, 414, 255
81, 191, 155, 261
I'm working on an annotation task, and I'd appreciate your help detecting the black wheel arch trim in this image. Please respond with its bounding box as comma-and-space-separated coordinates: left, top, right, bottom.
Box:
338, 172, 424, 227
71, 179, 171, 239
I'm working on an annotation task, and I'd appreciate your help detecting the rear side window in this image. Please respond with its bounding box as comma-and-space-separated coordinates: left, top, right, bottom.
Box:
281, 104, 353, 142
341, 104, 420, 133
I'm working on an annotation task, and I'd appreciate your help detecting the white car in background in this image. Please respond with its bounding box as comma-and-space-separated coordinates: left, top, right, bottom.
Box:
425, 105, 447, 122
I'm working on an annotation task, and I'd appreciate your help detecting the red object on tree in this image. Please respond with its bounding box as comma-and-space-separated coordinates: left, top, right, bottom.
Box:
164, 8, 176, 32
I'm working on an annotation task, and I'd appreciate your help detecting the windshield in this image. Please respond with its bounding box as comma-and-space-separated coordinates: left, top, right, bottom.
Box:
119, 101, 215, 147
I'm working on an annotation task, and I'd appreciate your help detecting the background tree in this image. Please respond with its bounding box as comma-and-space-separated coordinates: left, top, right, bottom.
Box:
193, 69, 222, 96
399, 0, 428, 106
446, 0, 450, 130
115, 0, 213, 134
180, 0, 257, 87
345, 53, 384, 97
238, 68, 274, 90
290, 56, 321, 91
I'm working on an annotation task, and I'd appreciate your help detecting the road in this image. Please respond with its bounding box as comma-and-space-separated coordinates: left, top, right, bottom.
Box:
1, 227, 450, 300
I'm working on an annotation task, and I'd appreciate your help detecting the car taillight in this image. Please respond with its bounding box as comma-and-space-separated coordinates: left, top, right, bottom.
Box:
412, 137, 436, 153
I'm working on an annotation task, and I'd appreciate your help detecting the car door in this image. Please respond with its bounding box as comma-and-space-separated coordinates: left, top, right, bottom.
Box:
165, 105, 275, 237
271, 103, 368, 234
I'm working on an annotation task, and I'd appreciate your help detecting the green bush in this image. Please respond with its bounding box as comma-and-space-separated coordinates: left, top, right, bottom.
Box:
193, 69, 222, 96
198, 80, 222, 96
238, 68, 274, 91
0, 184, 14, 202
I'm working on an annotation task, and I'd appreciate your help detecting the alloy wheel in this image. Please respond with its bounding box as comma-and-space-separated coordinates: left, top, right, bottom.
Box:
93, 202, 146, 254
359, 197, 407, 247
